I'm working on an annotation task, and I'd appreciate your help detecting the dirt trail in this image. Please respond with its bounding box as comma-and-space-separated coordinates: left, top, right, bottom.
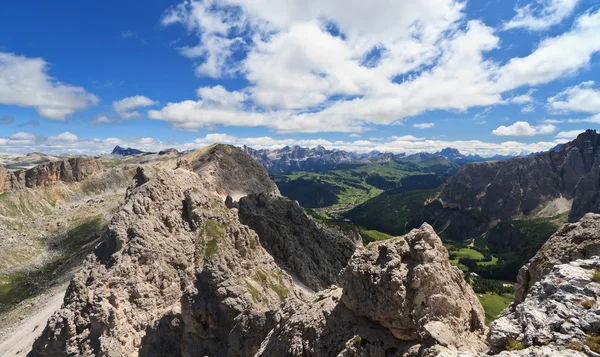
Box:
0, 286, 65, 357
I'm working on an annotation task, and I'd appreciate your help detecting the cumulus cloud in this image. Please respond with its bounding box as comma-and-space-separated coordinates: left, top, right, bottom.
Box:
555, 129, 586, 140
511, 90, 536, 104
504, 0, 580, 31
413, 123, 435, 129
0, 52, 98, 120
521, 104, 536, 113
547, 81, 600, 113
113, 95, 157, 119
492, 121, 556, 136
152, 1, 600, 134
89, 115, 113, 125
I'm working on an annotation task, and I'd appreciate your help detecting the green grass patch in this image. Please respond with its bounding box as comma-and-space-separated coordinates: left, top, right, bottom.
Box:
478, 292, 514, 325
359, 229, 393, 245
505, 338, 526, 351
592, 270, 600, 283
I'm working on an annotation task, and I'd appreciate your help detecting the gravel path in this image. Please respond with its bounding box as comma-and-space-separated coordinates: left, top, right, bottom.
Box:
0, 286, 65, 357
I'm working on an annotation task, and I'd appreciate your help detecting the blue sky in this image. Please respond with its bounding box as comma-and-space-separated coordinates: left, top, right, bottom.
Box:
0, 0, 599, 156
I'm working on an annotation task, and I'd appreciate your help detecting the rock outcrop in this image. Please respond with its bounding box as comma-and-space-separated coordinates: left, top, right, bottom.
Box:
514, 213, 600, 303
438, 130, 600, 222
29, 168, 299, 357
257, 224, 487, 356
238, 193, 360, 291
187, 144, 280, 199
488, 258, 600, 355
0, 158, 102, 194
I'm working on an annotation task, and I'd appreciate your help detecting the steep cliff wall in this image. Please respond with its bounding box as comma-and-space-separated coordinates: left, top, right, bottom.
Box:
438, 130, 600, 222
0, 158, 102, 194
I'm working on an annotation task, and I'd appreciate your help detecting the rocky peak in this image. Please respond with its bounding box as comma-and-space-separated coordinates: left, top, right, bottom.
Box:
186, 144, 280, 199
257, 224, 487, 356
340, 223, 486, 348
112, 145, 144, 156
30, 168, 299, 357
158, 148, 179, 156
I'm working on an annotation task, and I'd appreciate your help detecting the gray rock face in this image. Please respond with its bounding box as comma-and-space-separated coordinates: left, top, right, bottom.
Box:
488, 258, 600, 354
438, 130, 600, 222
340, 224, 486, 348
257, 224, 487, 356
514, 213, 600, 303
238, 193, 360, 291
29, 169, 298, 357
189, 144, 280, 199
0, 158, 102, 194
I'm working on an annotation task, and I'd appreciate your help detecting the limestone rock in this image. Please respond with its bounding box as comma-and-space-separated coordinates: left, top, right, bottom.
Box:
186, 144, 280, 199
514, 213, 600, 303
29, 168, 298, 357
340, 223, 486, 349
256, 288, 416, 357
488, 257, 600, 353
257, 224, 487, 356
238, 193, 359, 291
439, 346, 588, 356
438, 130, 600, 223
0, 158, 102, 194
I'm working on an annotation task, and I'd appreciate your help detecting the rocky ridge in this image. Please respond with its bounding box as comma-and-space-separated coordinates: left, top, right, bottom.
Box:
514, 212, 600, 303
30, 167, 301, 357
438, 130, 600, 223
0, 158, 102, 194
24, 144, 600, 357
238, 193, 360, 290
29, 145, 489, 357
488, 257, 600, 355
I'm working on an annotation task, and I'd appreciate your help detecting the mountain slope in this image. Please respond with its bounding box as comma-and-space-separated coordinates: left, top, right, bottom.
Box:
438, 130, 600, 223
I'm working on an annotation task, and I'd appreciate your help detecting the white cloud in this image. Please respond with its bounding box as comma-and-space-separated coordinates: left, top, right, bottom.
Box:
113, 95, 157, 119
555, 129, 586, 140
511, 90, 535, 104
152, 2, 600, 134
492, 121, 556, 136
521, 104, 536, 113
47, 131, 79, 145
89, 115, 113, 125
543, 113, 600, 124
9, 132, 37, 141
496, 10, 600, 91
504, 0, 580, 31
413, 123, 435, 129
547, 81, 600, 113
0, 52, 98, 120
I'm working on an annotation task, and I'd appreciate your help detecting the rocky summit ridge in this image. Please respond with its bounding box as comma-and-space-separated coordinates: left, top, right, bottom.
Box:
22, 144, 600, 357
438, 129, 600, 223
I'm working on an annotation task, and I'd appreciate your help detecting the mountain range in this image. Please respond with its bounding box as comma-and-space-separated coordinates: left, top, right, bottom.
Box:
1, 135, 599, 356
243, 145, 517, 173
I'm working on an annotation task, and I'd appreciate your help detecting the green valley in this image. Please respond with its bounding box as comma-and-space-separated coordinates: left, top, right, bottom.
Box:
272, 158, 456, 215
